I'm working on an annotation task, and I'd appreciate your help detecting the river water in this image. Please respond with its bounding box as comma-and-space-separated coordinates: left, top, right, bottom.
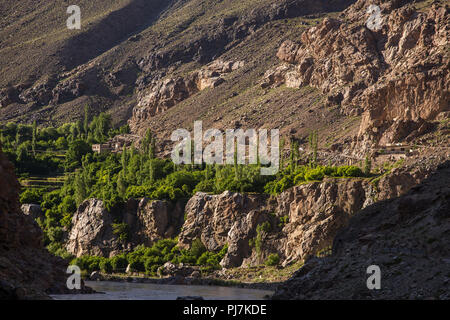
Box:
51, 281, 274, 300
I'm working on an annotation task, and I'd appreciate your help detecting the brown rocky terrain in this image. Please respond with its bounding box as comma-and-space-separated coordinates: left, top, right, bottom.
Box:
272, 160, 450, 300
66, 198, 185, 257
0, 146, 89, 299
64, 161, 436, 276
1, 1, 446, 162
1, 0, 448, 300
0, 0, 355, 128
265, 0, 449, 155
178, 164, 433, 269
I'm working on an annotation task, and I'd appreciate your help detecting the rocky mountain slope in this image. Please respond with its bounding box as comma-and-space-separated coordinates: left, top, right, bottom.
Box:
267, 0, 449, 155
272, 160, 450, 300
0, 0, 354, 128
0, 146, 88, 299
1, 1, 447, 157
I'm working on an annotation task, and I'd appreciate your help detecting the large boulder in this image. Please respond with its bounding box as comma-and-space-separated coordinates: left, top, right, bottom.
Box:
21, 204, 43, 220
66, 199, 121, 258
126, 197, 185, 246
178, 191, 269, 252
66, 198, 185, 257
278, 178, 375, 265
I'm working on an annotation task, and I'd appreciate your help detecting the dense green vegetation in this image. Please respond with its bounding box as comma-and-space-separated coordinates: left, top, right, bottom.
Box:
1, 114, 369, 271
71, 238, 228, 276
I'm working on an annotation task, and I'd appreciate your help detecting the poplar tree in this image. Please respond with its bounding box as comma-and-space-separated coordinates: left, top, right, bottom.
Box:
32, 121, 37, 156
279, 137, 285, 170
83, 105, 89, 138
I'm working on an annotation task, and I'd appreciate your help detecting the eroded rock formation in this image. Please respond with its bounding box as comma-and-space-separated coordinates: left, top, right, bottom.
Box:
66, 198, 185, 258
178, 191, 269, 252
272, 161, 450, 300
177, 165, 432, 269
263, 0, 449, 151
130, 60, 244, 132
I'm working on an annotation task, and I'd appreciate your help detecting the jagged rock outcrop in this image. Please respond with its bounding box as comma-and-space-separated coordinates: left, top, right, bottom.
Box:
125, 197, 185, 246
278, 178, 375, 266
66, 198, 185, 258
272, 161, 450, 300
21, 204, 43, 220
178, 191, 269, 252
0, 146, 85, 299
264, 0, 449, 151
66, 199, 121, 258
179, 165, 433, 269
130, 60, 244, 132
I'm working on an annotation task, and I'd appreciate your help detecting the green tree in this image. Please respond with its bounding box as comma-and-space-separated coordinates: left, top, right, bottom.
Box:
74, 171, 87, 205
16, 143, 28, 163
142, 128, 153, 156
15, 130, 21, 147
279, 137, 285, 170
66, 140, 91, 167
83, 105, 90, 137
31, 121, 37, 156
117, 172, 127, 196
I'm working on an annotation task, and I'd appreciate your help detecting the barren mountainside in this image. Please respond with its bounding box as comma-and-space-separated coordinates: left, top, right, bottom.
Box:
1, 0, 448, 158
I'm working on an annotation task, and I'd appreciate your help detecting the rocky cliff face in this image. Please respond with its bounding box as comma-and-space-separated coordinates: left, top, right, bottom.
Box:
178, 191, 271, 252
278, 178, 375, 266
176, 165, 432, 269
0, 147, 77, 299
272, 161, 450, 300
130, 60, 244, 133
0, 0, 356, 126
66, 198, 184, 257
265, 0, 449, 152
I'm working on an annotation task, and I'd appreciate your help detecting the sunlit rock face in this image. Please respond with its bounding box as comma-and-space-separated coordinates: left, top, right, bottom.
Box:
264, 1, 449, 153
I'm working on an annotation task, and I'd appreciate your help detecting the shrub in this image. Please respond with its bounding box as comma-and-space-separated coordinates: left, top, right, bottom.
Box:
265, 254, 280, 266
190, 238, 206, 259
344, 166, 363, 177
253, 222, 271, 255
128, 258, 145, 272
112, 223, 129, 242
47, 226, 64, 243
19, 188, 43, 204
278, 215, 289, 228
110, 254, 128, 272
304, 167, 325, 181
99, 259, 113, 273
47, 242, 74, 260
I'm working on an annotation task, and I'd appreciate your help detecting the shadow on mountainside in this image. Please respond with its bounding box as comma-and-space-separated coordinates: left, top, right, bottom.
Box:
59, 0, 174, 70
273, 160, 450, 300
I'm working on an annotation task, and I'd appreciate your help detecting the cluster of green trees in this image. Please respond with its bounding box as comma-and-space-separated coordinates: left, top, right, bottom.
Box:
264, 164, 364, 195
0, 107, 128, 175
1, 115, 373, 270
70, 239, 228, 276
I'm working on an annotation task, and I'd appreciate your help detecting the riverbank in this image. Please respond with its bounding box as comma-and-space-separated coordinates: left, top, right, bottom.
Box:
83, 261, 304, 292
52, 281, 274, 300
